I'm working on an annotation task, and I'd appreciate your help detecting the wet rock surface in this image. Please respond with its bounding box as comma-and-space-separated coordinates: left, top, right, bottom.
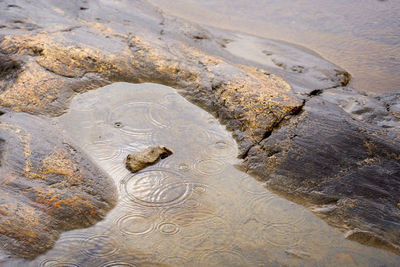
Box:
0, 112, 117, 258
126, 146, 173, 173
244, 93, 400, 252
0, 0, 399, 258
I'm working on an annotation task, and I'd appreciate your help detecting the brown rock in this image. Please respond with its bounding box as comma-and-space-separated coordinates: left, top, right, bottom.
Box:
126, 146, 173, 173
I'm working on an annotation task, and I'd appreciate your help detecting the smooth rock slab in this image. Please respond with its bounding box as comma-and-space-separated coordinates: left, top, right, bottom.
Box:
0, 112, 117, 259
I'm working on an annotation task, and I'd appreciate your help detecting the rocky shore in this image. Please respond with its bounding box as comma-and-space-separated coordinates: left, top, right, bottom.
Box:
0, 0, 399, 258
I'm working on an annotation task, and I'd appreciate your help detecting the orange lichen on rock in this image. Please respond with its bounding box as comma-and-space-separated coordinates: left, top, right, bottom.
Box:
0, 203, 41, 241
29, 187, 96, 215
42, 148, 83, 185
219, 65, 302, 142
0, 112, 117, 258
0, 31, 301, 126
0, 59, 64, 113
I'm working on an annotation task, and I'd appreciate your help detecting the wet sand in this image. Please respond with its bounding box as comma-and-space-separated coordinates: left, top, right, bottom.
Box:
148, 0, 400, 93
9, 83, 398, 266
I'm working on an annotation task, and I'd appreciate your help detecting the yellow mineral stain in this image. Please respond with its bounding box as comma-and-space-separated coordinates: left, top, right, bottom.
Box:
41, 148, 83, 185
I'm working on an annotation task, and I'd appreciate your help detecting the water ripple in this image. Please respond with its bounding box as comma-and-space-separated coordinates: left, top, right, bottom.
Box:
81, 235, 119, 258
120, 169, 192, 207
198, 250, 246, 266
40, 82, 398, 266
116, 214, 155, 236
250, 196, 306, 226
194, 159, 225, 176
158, 222, 180, 235
39, 260, 79, 267
107, 102, 169, 136
99, 262, 137, 267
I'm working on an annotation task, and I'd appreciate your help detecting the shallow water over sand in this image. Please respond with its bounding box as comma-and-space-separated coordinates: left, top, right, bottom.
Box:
14, 83, 400, 266
149, 0, 400, 93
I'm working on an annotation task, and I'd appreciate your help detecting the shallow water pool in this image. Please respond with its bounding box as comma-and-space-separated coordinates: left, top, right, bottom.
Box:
14, 83, 400, 266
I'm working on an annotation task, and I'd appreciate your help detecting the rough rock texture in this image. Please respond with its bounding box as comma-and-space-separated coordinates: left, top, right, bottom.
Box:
0, 0, 399, 257
126, 146, 173, 173
244, 95, 400, 253
0, 112, 117, 258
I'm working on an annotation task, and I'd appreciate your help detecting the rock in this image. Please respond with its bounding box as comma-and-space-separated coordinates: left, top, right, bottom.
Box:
244, 94, 400, 253
0, 112, 117, 259
0, 54, 20, 80
0, 53, 21, 92
311, 204, 337, 214
322, 87, 400, 130
222, 33, 351, 95
126, 146, 173, 173
345, 229, 400, 255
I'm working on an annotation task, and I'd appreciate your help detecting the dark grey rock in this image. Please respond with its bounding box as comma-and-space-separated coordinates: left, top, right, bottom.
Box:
243, 94, 400, 253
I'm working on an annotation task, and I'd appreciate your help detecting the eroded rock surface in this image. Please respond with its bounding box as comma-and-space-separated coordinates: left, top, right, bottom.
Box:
0, 112, 117, 258
0, 0, 399, 257
244, 93, 400, 253
126, 146, 173, 173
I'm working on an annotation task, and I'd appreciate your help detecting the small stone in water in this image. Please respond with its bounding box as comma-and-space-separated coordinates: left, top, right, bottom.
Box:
125, 146, 173, 173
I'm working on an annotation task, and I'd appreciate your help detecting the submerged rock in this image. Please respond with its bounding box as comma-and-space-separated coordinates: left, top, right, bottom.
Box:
126, 146, 173, 173
285, 249, 311, 259
345, 229, 400, 255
